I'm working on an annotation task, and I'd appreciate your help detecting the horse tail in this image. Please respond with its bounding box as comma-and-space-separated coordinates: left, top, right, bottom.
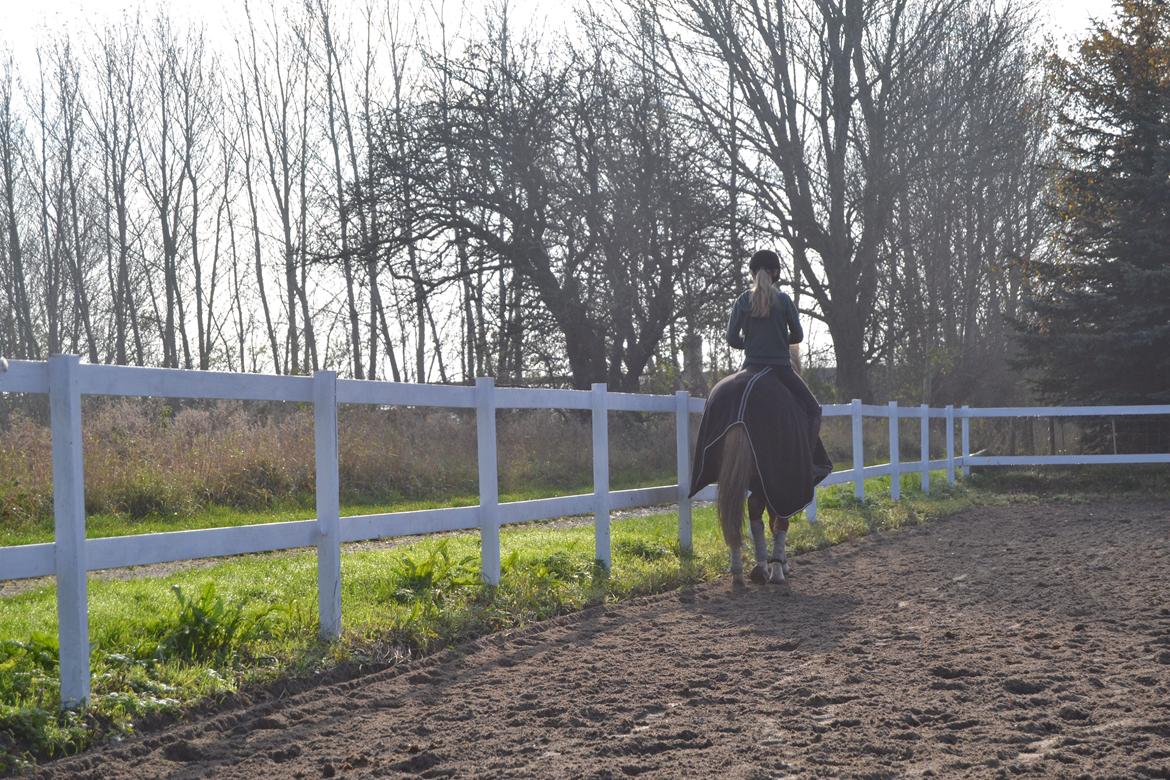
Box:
717, 424, 753, 549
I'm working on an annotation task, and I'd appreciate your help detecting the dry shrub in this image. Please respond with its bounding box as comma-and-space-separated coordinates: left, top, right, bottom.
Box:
0, 415, 52, 527
609, 413, 676, 488
497, 410, 592, 493
338, 406, 478, 501
0, 399, 681, 527
341, 408, 676, 501
497, 411, 676, 494
80, 399, 315, 519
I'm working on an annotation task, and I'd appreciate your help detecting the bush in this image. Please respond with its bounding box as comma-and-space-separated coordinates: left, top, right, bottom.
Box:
390, 542, 479, 604
0, 416, 52, 528
0, 399, 683, 535
0, 635, 58, 705
144, 584, 272, 666
212, 459, 299, 509
102, 472, 193, 521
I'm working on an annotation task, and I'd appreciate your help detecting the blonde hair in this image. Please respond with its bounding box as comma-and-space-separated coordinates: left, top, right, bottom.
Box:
750, 268, 775, 317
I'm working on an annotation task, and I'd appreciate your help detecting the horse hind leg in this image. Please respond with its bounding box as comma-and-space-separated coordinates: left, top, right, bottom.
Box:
769, 511, 792, 582
730, 546, 746, 587
718, 426, 754, 589
747, 493, 772, 585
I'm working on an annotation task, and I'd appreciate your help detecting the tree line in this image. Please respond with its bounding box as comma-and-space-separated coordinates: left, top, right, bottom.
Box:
1017, 0, 1170, 450
0, 0, 1053, 403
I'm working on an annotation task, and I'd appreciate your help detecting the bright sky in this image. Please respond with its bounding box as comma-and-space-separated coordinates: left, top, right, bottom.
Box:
1, 0, 1116, 62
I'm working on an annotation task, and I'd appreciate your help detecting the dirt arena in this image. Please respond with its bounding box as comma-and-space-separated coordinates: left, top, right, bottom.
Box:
38, 500, 1170, 779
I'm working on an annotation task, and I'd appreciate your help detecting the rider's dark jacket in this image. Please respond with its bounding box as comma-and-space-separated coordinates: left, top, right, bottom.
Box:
725, 289, 803, 367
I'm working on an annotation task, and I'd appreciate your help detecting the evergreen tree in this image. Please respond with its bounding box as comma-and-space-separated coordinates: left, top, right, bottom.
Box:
1018, 1, 1170, 425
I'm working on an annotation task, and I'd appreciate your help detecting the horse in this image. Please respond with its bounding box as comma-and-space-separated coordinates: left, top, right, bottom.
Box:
689, 366, 832, 588
717, 425, 792, 586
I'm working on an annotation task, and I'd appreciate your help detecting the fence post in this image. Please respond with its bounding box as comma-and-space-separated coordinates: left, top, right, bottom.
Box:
476, 377, 501, 585
961, 405, 971, 476
49, 355, 89, 708
592, 384, 611, 570
920, 403, 930, 494
851, 398, 864, 500
675, 390, 692, 556
313, 370, 341, 639
888, 400, 901, 501
946, 405, 956, 485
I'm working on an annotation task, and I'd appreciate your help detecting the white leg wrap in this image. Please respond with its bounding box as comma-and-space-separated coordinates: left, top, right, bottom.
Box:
750, 517, 769, 564
772, 531, 788, 563
772, 530, 791, 576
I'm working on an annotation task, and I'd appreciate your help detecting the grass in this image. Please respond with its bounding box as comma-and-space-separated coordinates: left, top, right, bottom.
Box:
966, 463, 1170, 497
2, 464, 1166, 774
0, 477, 668, 549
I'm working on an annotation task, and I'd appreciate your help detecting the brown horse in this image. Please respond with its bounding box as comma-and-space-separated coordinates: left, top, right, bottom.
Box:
689, 366, 830, 588
716, 425, 792, 586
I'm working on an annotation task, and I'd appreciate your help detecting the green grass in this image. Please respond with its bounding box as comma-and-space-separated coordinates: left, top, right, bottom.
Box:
966, 463, 1170, 498
0, 477, 670, 548
5, 464, 1164, 774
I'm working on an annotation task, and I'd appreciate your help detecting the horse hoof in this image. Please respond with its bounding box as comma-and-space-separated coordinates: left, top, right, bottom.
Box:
769, 567, 786, 584
732, 575, 747, 590
749, 564, 770, 585
769, 559, 793, 578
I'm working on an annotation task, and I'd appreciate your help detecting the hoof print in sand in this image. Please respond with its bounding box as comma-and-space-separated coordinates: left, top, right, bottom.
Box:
1003, 678, 1048, 696
162, 739, 206, 763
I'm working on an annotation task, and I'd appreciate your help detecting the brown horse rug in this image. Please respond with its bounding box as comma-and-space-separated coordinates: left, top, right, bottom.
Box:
689, 366, 833, 517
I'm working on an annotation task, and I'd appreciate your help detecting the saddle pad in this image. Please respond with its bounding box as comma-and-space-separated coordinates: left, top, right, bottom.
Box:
689, 367, 832, 517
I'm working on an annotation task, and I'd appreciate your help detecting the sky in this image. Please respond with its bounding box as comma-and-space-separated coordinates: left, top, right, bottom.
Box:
1, 0, 1117, 63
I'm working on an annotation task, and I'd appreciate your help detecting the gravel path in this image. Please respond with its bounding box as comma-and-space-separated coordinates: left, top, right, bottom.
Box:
36, 499, 1170, 779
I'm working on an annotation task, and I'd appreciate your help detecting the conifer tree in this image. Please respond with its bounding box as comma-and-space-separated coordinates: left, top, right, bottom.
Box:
1019, 0, 1170, 426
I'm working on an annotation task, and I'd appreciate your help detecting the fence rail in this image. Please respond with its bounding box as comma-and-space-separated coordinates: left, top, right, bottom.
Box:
1, 356, 1167, 708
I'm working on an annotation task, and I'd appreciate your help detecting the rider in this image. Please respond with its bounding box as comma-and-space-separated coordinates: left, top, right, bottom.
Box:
725, 249, 821, 434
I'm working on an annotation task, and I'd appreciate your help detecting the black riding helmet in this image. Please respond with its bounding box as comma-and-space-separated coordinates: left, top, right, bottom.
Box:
749, 250, 782, 275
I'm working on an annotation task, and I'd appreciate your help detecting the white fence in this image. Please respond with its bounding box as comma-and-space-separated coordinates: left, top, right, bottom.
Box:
1, 356, 1167, 708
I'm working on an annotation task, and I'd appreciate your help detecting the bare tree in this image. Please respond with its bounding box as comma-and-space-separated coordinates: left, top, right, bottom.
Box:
638, 0, 980, 399
171, 26, 222, 370
52, 40, 101, 363
232, 42, 283, 373
136, 15, 195, 367
30, 47, 72, 356
881, 6, 1049, 404
245, 2, 318, 374
369, 9, 726, 389
0, 55, 39, 359
91, 20, 147, 365
312, 0, 366, 377
0, 0, 1050, 404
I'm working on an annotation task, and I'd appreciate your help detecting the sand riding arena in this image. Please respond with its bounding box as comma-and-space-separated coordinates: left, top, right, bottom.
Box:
37, 500, 1170, 779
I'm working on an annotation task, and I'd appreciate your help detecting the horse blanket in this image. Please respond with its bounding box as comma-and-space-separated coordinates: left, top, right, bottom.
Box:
689, 366, 833, 517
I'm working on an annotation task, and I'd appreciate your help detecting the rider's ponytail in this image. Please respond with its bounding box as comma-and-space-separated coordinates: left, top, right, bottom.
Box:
750, 268, 775, 318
